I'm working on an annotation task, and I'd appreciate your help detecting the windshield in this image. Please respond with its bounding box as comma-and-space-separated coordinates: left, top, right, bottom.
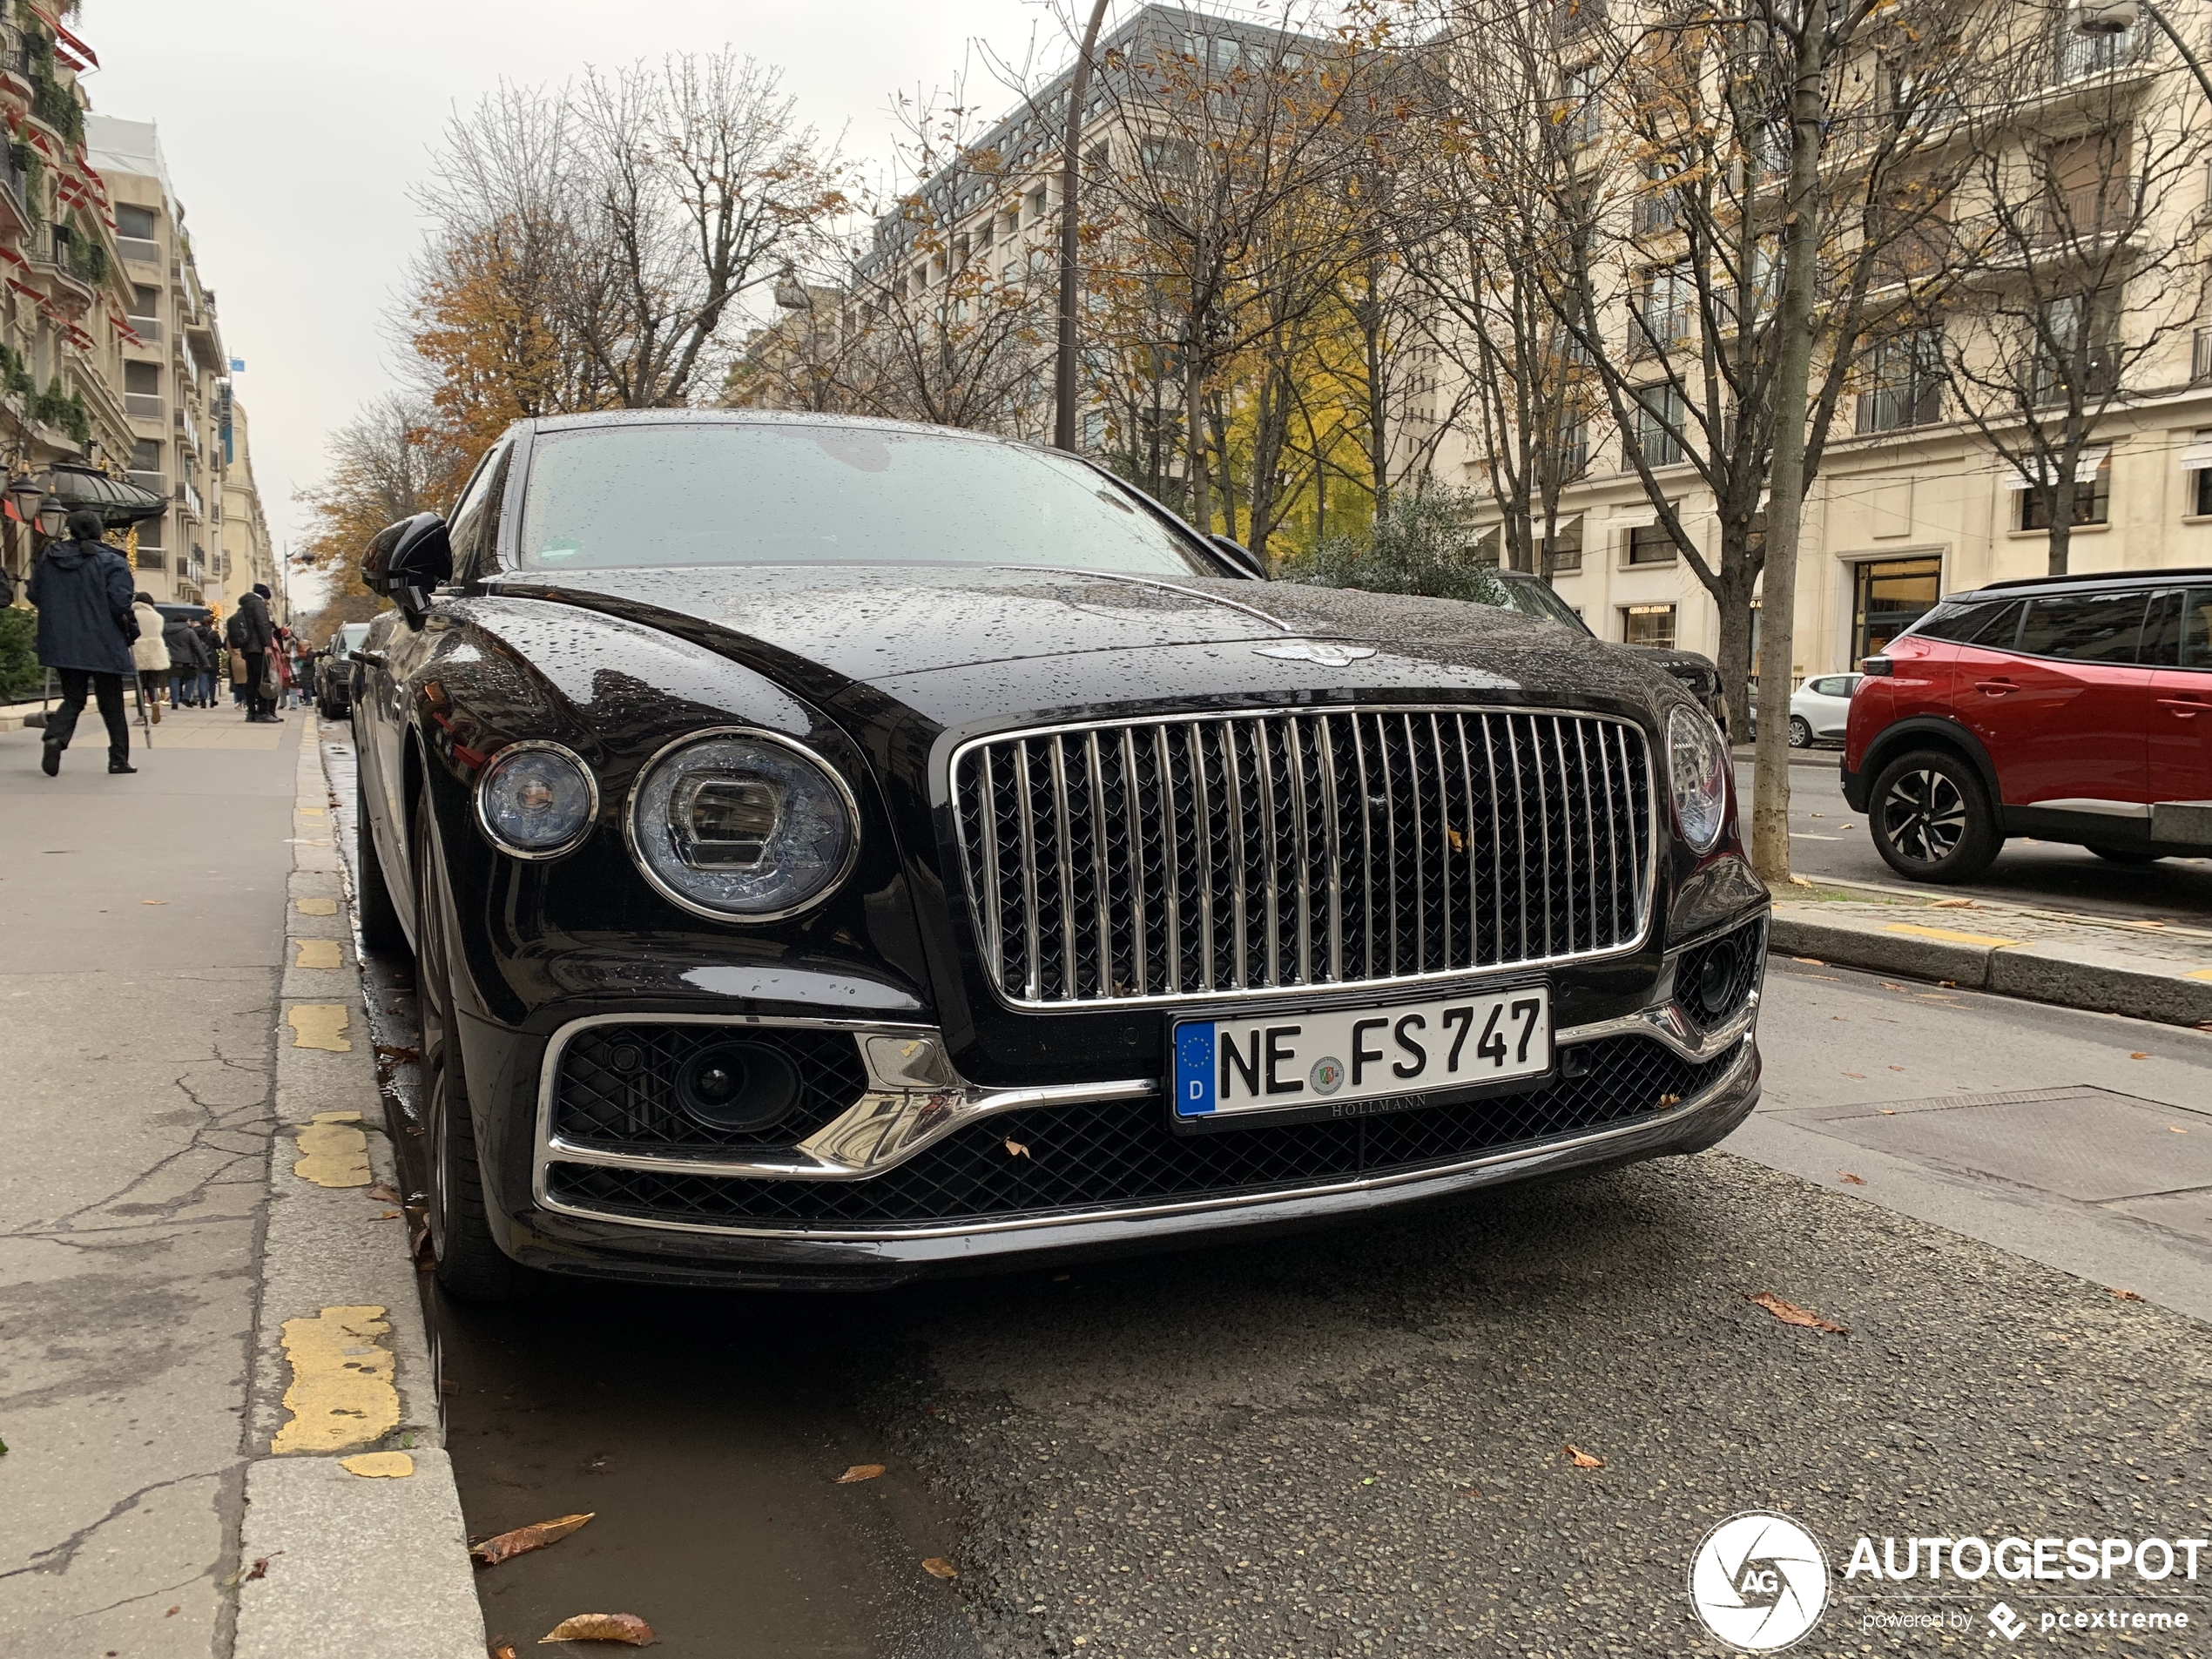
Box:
516, 421, 1215, 577
338, 624, 370, 651
1490, 577, 1592, 635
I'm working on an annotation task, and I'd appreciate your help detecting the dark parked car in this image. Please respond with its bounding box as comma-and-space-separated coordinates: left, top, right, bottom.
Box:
1489, 570, 1733, 738
316, 621, 371, 719
1844, 569, 2212, 880
351, 411, 1768, 1298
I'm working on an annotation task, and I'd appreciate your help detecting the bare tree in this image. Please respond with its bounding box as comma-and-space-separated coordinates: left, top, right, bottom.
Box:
296, 393, 469, 589
1922, 3, 2212, 574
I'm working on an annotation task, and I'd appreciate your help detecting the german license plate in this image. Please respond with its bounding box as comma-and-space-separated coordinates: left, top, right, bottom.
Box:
1172, 986, 1552, 1124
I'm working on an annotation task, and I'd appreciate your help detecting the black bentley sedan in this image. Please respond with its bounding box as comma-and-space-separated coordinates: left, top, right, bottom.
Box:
351, 411, 1767, 1298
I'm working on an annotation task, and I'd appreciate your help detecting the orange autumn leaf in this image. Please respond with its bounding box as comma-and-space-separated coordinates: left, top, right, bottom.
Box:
836, 1464, 886, 1484
1746, 1291, 1849, 1336
922, 1557, 960, 1579
1838, 1171, 1866, 1185
473, 1512, 593, 1568
1564, 1445, 1603, 1469
537, 1611, 654, 1645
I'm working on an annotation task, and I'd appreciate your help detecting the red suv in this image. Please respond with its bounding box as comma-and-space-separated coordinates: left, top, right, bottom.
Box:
1842, 569, 2212, 881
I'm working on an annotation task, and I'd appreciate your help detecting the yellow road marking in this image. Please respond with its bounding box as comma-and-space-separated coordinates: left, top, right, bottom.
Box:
1884, 923, 2021, 948
339, 1451, 414, 1478
298, 807, 327, 819
272, 1305, 397, 1453
293, 1112, 371, 1187
2187, 968, 2212, 982
295, 939, 342, 969
288, 1005, 352, 1052
294, 896, 338, 916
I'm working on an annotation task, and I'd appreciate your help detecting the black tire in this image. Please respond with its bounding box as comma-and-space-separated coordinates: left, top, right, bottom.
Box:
354, 765, 409, 956
2087, 845, 2163, 867
414, 784, 520, 1302
1788, 715, 1813, 749
1867, 749, 2002, 883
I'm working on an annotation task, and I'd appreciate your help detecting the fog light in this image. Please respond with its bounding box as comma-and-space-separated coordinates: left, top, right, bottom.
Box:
677, 1042, 803, 1134
1693, 943, 1740, 1020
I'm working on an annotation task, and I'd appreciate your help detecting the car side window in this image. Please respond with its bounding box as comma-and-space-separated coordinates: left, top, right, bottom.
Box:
2015, 590, 2147, 664
446, 446, 512, 583
2162, 588, 2212, 671
1912, 597, 2019, 646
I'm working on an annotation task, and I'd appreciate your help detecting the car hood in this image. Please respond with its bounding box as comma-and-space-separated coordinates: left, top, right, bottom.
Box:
488, 563, 1677, 715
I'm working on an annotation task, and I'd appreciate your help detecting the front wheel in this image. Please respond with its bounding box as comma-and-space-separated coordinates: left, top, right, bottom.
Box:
1788, 715, 1813, 749
414, 783, 520, 1302
1867, 749, 2002, 883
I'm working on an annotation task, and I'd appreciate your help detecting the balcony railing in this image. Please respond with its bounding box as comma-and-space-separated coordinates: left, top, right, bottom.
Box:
1857, 379, 1943, 434
125, 392, 162, 421
127, 469, 163, 496
125, 314, 160, 342
2027, 343, 2121, 406
2040, 178, 2140, 246
2058, 23, 2140, 83
116, 236, 160, 266
176, 479, 203, 519
1633, 188, 1682, 236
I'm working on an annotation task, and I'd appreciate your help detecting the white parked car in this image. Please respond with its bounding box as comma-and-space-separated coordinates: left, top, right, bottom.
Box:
1790, 673, 1861, 747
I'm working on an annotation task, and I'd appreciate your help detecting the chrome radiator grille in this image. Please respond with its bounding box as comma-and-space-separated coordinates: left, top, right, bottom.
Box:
949, 708, 1655, 1008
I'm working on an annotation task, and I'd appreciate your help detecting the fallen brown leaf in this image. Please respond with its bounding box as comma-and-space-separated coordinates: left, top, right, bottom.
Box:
1746, 1291, 1849, 1336
1844, 1071, 1866, 1079
1838, 1171, 1866, 1185
1564, 1445, 1603, 1469
379, 1209, 401, 1219
472, 1512, 594, 1568
837, 1464, 886, 1484
537, 1613, 654, 1646
1878, 1109, 1898, 1116
2173, 1126, 2190, 1135
1656, 1093, 1681, 1107
1888, 1065, 1905, 1072
1792, 956, 1824, 966
490, 1645, 520, 1659
2111, 1288, 2145, 1302
374, 1043, 421, 1062
2128, 1052, 2149, 1061
1938, 979, 1959, 988
1931, 898, 1978, 909
1003, 1139, 1031, 1159
142, 899, 166, 906
921, 1557, 960, 1579
365, 1181, 402, 1205
1880, 981, 1905, 992
222, 1552, 280, 1588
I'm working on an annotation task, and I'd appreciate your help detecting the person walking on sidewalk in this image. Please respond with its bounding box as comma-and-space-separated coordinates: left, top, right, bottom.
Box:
191, 617, 219, 706
165, 607, 207, 708
130, 591, 168, 721
233, 582, 277, 723
27, 508, 138, 776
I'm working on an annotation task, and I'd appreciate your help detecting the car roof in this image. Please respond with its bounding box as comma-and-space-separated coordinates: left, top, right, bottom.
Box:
1969, 566, 2212, 597
517, 408, 1013, 444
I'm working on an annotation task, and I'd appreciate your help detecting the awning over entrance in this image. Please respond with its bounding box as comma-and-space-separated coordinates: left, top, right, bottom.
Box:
47, 463, 168, 527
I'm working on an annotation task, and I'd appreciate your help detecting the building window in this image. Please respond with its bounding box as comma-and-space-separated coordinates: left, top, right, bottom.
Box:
1561, 65, 1602, 146
2195, 462, 2212, 517
1634, 264, 1693, 353
1627, 520, 1676, 564
2019, 455, 2111, 529
1851, 556, 1943, 663
1621, 603, 1676, 647
1632, 384, 1684, 465
1554, 412, 1588, 477
116, 203, 157, 241
1545, 514, 1583, 573
1858, 327, 1944, 431
135, 512, 165, 550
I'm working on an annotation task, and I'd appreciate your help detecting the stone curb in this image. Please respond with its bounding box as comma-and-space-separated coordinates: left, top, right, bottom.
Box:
1770, 902, 2212, 1028
231, 716, 486, 1659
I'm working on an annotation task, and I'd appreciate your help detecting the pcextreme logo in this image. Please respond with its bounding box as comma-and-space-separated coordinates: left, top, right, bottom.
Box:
1689, 1512, 1832, 1652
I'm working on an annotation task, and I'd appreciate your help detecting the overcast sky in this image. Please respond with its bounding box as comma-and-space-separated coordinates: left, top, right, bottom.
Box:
78, 0, 1096, 572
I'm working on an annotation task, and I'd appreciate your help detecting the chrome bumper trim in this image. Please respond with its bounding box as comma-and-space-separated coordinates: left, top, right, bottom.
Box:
536, 1034, 1758, 1245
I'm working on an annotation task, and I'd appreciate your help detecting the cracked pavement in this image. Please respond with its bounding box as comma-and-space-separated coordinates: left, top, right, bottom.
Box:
0, 711, 299, 1659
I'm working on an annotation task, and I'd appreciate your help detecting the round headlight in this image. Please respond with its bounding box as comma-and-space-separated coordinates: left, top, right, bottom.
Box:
1667, 705, 1731, 854
626, 729, 860, 921
475, 741, 598, 860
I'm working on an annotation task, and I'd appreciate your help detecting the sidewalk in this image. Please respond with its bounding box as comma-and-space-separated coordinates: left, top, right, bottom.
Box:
1770, 875, 2212, 1027
0, 705, 481, 1658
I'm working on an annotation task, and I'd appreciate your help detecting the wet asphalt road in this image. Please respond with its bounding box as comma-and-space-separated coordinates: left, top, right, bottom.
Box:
1741, 749, 2212, 926
320, 724, 2212, 1656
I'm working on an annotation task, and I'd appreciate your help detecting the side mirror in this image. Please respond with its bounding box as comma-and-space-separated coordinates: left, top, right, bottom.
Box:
1209, 534, 1268, 581
361, 512, 452, 624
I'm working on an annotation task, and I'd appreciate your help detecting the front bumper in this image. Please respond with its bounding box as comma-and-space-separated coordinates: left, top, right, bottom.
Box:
494, 939, 1765, 1289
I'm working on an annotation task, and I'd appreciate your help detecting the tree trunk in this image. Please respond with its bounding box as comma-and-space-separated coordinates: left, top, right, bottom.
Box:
1185, 347, 1211, 533
1749, 22, 1831, 888
1712, 563, 1758, 740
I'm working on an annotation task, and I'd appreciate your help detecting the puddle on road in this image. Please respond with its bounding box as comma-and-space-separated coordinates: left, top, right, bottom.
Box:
322, 731, 973, 1658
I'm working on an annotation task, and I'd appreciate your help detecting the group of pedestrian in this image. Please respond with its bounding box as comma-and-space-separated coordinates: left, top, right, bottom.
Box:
24, 507, 290, 777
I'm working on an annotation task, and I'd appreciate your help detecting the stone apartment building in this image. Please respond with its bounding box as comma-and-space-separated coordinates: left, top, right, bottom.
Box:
0, 8, 271, 620
1443, 3, 2212, 684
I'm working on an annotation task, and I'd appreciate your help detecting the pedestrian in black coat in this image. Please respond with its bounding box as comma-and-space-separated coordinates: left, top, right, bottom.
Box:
163, 611, 206, 707
26, 508, 137, 775
234, 583, 278, 722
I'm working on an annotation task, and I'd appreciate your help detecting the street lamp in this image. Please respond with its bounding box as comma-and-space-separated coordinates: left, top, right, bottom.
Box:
2073, 0, 2212, 109
35, 496, 67, 538
1053, 0, 1112, 453
7, 473, 44, 523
